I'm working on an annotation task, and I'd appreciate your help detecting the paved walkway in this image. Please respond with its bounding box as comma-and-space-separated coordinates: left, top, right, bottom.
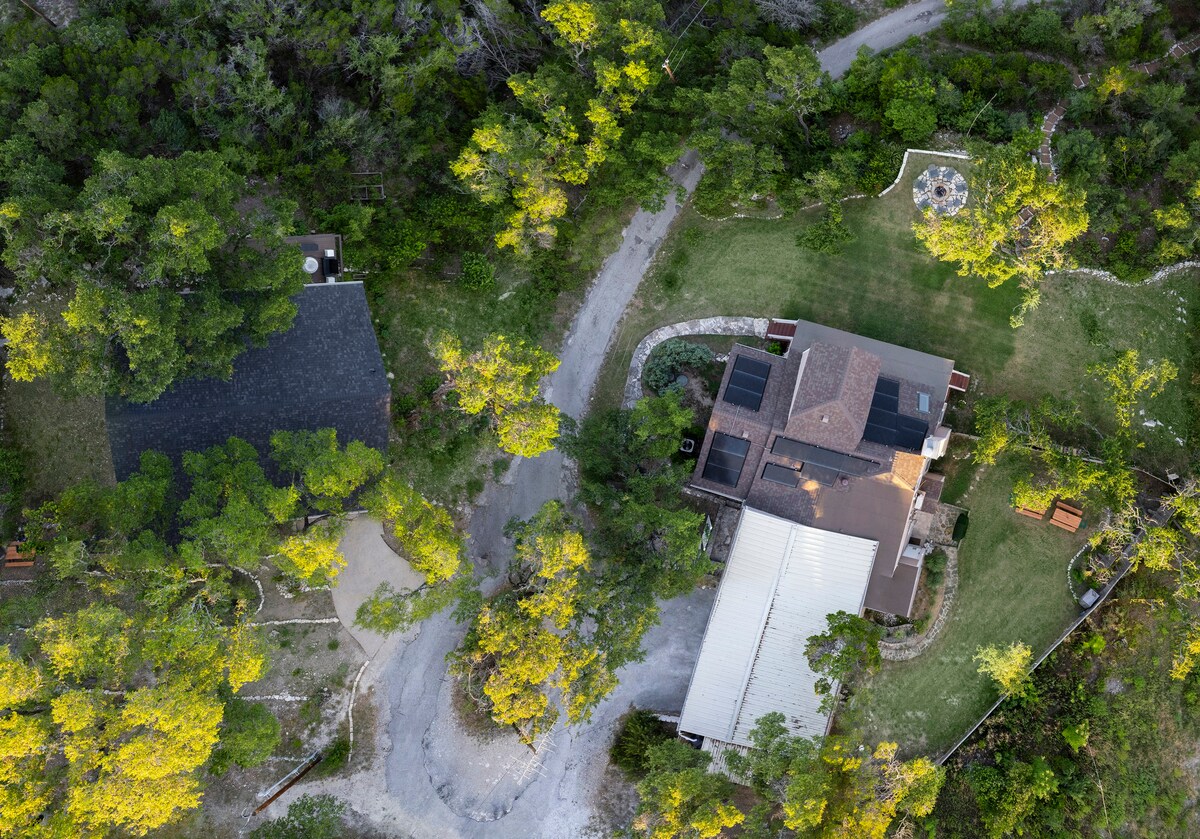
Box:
331, 516, 422, 659
622, 317, 768, 408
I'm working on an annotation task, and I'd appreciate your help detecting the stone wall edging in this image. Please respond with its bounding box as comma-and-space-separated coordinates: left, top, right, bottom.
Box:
880, 534, 962, 661
878, 148, 971, 198
622, 317, 769, 408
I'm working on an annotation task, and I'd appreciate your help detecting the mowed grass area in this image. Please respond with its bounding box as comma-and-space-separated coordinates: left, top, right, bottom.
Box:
842, 456, 1084, 757
596, 151, 1197, 471
2, 377, 112, 499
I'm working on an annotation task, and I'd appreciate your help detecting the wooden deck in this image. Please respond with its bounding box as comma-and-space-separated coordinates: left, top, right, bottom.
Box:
4, 541, 35, 568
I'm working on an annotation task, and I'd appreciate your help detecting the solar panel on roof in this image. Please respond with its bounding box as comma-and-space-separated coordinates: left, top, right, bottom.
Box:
771, 437, 877, 476
863, 376, 928, 452
702, 433, 751, 487
762, 462, 801, 487
802, 463, 840, 486
721, 355, 771, 411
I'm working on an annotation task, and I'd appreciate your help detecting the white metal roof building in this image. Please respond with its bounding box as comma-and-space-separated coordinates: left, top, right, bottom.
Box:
678, 507, 878, 750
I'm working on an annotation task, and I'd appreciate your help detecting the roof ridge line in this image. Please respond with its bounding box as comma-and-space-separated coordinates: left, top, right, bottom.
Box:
725, 521, 797, 742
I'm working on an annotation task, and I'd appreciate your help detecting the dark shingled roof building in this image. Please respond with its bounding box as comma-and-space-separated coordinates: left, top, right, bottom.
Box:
105, 282, 390, 480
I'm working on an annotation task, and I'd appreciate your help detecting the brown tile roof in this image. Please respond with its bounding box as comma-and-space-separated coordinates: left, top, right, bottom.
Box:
691, 325, 958, 618
920, 473, 945, 504
767, 319, 797, 339
784, 343, 880, 454
891, 452, 926, 491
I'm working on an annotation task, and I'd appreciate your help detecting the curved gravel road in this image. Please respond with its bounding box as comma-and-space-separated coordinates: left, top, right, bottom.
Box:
819, 0, 1035, 79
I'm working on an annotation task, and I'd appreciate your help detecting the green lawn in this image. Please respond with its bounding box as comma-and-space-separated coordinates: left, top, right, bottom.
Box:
2, 376, 112, 500
842, 456, 1084, 757
596, 151, 1197, 472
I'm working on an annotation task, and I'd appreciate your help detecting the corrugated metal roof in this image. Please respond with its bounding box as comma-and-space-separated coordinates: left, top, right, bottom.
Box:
678, 508, 878, 747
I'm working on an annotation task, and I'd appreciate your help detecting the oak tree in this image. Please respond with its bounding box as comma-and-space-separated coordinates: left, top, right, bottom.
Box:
633, 740, 745, 839
914, 141, 1089, 325
974, 641, 1034, 698
435, 332, 561, 457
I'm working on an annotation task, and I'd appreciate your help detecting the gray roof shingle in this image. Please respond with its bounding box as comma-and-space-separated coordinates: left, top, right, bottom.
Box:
105, 283, 390, 481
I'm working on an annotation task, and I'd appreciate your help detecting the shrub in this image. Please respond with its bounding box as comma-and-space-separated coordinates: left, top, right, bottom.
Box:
952, 511, 970, 542
209, 699, 281, 776
250, 795, 346, 839
796, 203, 852, 254
459, 251, 495, 289
611, 710, 674, 776
314, 737, 350, 777
644, 340, 715, 394
924, 550, 949, 588
1062, 719, 1090, 752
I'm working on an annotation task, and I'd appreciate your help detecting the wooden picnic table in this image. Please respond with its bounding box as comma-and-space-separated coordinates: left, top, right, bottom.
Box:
4, 541, 35, 568
1049, 501, 1083, 533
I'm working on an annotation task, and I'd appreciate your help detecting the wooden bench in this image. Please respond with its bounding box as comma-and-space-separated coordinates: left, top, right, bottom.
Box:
1016, 505, 1047, 520
4, 542, 35, 568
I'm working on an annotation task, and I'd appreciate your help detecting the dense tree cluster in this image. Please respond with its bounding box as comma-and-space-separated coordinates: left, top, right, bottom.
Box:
639, 712, 946, 839
0, 429, 454, 834
451, 501, 615, 743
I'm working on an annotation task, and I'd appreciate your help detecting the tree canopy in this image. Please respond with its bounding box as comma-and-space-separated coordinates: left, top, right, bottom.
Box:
451, 501, 615, 744
914, 141, 1089, 325
435, 331, 561, 458
0, 151, 303, 401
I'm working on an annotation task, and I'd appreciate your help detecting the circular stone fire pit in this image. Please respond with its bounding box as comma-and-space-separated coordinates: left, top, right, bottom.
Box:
913, 164, 968, 215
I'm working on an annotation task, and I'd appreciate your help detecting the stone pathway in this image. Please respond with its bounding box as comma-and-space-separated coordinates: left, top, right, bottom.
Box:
1037, 33, 1200, 184
622, 317, 768, 408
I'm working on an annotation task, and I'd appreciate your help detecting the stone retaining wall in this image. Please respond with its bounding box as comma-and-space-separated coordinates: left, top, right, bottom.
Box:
880, 544, 959, 661
622, 317, 769, 408
879, 504, 967, 661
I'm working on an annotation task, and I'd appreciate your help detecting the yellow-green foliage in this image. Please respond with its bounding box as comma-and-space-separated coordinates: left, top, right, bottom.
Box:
435, 332, 561, 458
276, 523, 348, 585
453, 502, 615, 743
975, 641, 1034, 698
3, 608, 268, 837
368, 473, 464, 585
